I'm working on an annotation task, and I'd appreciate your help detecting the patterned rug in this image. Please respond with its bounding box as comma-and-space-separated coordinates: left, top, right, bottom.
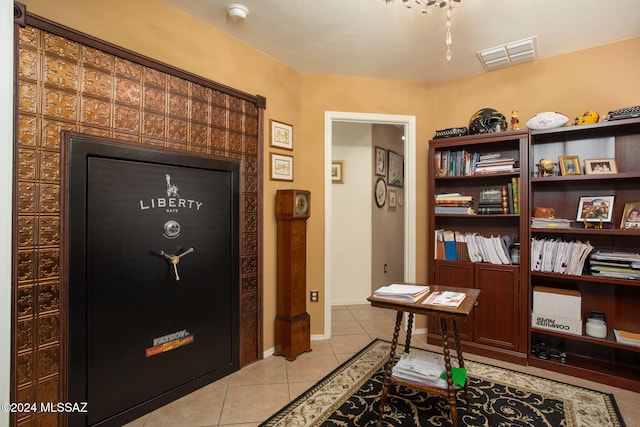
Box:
260, 339, 625, 426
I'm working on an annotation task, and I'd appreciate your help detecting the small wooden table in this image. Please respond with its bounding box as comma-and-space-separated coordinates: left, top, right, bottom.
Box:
368, 284, 480, 426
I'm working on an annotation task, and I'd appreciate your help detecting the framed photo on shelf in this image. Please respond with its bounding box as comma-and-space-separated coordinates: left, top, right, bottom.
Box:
620, 202, 640, 229
388, 150, 404, 187
559, 156, 581, 176
584, 158, 618, 175
375, 147, 387, 177
577, 195, 614, 223
270, 120, 293, 150
270, 152, 293, 181
331, 160, 344, 184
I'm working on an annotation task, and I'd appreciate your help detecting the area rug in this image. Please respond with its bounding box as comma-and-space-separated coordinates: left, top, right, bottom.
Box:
259, 339, 625, 426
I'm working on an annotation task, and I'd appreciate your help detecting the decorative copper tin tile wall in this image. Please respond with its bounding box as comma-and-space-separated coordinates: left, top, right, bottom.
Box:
14, 15, 264, 426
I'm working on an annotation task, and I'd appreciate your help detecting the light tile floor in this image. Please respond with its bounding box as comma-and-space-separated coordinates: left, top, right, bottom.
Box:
127, 304, 640, 426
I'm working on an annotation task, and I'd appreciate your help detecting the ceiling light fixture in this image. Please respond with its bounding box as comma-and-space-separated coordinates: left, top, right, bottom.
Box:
227, 4, 249, 21
477, 36, 539, 71
384, 0, 461, 61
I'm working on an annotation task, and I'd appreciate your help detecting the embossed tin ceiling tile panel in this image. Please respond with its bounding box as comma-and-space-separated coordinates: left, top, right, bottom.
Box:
81, 46, 113, 71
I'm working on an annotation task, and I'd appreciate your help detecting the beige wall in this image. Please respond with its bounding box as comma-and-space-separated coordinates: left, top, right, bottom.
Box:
20, 0, 640, 350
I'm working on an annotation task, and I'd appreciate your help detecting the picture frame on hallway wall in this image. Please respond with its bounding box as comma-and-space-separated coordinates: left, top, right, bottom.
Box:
270, 153, 293, 181
388, 150, 404, 187
270, 119, 293, 150
331, 160, 344, 184
375, 146, 387, 177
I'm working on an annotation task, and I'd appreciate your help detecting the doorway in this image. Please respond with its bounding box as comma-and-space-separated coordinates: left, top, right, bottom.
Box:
324, 112, 417, 338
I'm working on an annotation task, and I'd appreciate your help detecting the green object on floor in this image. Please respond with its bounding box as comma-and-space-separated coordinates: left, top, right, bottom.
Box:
440, 367, 467, 387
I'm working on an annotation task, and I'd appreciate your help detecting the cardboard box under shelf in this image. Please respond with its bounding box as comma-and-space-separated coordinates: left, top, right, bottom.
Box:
532, 312, 583, 336
533, 286, 581, 320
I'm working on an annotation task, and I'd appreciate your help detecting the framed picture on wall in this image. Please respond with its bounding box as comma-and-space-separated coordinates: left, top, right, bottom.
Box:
388, 189, 397, 209
374, 177, 387, 208
270, 120, 293, 150
270, 153, 293, 181
375, 147, 387, 177
331, 160, 344, 184
388, 150, 404, 187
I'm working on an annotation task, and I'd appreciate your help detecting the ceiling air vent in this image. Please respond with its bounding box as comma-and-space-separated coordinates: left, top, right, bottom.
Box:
477, 36, 538, 71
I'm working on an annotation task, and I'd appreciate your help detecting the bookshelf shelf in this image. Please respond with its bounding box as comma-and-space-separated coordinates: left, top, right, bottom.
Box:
428, 130, 529, 364
530, 326, 640, 353
528, 117, 640, 392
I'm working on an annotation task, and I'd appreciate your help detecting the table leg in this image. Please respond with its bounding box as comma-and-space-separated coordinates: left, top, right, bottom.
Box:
404, 312, 414, 353
452, 319, 470, 411
440, 317, 458, 426
377, 310, 403, 426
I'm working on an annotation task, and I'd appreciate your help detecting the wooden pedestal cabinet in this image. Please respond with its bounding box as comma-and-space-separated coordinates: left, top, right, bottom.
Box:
274, 190, 312, 361
428, 260, 523, 364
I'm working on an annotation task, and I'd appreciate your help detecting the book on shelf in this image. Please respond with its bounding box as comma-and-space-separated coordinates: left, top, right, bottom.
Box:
373, 284, 430, 302
614, 329, 640, 348
531, 217, 572, 228
530, 238, 593, 275
511, 177, 520, 214
435, 192, 473, 202
589, 250, 640, 280
423, 290, 467, 307
436, 230, 514, 264
435, 206, 475, 215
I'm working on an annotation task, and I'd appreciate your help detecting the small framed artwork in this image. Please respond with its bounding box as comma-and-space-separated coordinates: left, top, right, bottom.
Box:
375, 147, 387, 177
270, 120, 293, 150
620, 202, 640, 229
388, 150, 404, 187
374, 177, 387, 208
331, 160, 344, 184
577, 195, 614, 222
559, 156, 581, 176
584, 158, 618, 175
270, 153, 293, 181
388, 189, 397, 209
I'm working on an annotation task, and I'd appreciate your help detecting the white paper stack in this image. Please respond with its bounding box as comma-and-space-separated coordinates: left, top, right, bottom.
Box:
373, 284, 430, 303
392, 352, 447, 388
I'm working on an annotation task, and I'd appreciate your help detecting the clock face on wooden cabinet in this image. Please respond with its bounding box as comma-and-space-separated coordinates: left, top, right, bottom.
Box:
295, 192, 309, 216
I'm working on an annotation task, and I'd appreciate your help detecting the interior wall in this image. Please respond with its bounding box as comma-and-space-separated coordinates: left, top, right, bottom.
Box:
371, 124, 405, 294
331, 122, 372, 305
13, 0, 640, 357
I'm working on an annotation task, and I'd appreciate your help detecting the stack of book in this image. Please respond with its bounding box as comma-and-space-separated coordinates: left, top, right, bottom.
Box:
530, 238, 593, 275
373, 284, 430, 302
589, 251, 640, 280
531, 217, 572, 228
477, 187, 504, 214
474, 153, 518, 174
434, 193, 474, 215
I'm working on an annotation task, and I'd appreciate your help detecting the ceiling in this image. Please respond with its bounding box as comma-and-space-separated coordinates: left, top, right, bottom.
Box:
162, 0, 640, 83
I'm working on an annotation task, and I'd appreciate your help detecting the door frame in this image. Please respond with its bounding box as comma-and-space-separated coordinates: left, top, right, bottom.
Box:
324, 111, 417, 338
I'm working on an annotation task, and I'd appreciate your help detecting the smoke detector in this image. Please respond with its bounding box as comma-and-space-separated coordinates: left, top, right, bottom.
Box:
227, 4, 249, 20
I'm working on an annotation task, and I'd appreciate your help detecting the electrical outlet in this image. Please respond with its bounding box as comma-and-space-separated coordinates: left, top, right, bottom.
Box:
310, 290, 319, 302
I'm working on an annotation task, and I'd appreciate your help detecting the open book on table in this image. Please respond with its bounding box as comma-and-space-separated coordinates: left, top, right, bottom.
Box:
373, 284, 430, 303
